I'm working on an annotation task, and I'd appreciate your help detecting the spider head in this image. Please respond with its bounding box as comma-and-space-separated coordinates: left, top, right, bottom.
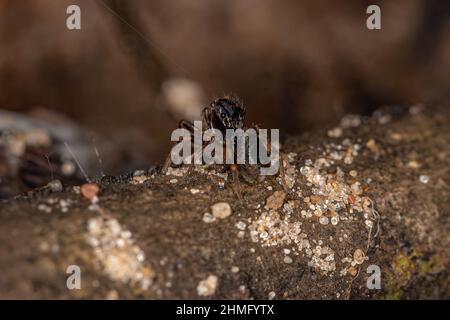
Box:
210, 96, 246, 130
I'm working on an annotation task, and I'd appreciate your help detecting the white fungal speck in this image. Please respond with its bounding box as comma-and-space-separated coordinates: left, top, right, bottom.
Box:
419, 175, 430, 184
235, 221, 247, 230
47, 179, 63, 193
197, 275, 218, 296
319, 216, 329, 225
283, 256, 293, 264
349, 170, 358, 177
331, 216, 339, 225
202, 213, 216, 223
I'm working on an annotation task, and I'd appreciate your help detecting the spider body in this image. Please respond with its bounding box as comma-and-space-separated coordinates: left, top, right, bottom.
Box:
202, 97, 246, 132
163, 95, 286, 201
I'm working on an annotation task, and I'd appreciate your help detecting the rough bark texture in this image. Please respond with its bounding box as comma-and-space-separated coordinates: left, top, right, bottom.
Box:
0, 102, 449, 299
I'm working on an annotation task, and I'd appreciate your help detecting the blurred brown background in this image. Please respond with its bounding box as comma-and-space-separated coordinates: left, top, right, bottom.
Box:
1, 0, 449, 174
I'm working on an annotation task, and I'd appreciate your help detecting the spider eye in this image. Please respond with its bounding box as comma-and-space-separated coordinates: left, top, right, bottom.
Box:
221, 113, 226, 118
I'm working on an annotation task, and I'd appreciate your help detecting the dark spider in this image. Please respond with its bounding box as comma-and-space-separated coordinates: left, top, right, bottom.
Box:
162, 95, 287, 201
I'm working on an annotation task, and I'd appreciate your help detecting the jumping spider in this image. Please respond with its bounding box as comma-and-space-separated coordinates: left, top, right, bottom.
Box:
163, 95, 287, 201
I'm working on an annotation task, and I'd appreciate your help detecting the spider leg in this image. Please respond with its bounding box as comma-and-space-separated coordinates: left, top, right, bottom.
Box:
162, 152, 173, 173
202, 106, 215, 129
178, 119, 196, 132
229, 164, 244, 205
278, 152, 289, 192
162, 120, 195, 173
253, 123, 289, 191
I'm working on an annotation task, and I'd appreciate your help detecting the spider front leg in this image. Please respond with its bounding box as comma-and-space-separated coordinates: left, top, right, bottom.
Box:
201, 105, 215, 129
252, 123, 289, 191
162, 120, 196, 173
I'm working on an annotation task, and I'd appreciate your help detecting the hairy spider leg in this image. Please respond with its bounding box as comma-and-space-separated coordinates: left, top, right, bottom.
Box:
202, 106, 215, 129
